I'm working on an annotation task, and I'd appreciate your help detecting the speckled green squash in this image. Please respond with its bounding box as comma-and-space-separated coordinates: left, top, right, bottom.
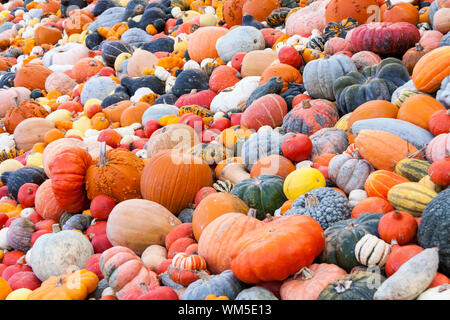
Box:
318, 271, 385, 300
319, 213, 383, 272
231, 174, 287, 219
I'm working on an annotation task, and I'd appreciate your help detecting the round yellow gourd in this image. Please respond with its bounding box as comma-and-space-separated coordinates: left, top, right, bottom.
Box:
0, 159, 24, 174
283, 167, 326, 200
46, 109, 72, 123
26, 153, 43, 167
182, 10, 200, 22
200, 13, 218, 26
6, 288, 33, 300
36, 97, 49, 106
334, 113, 352, 131
72, 116, 91, 134
65, 128, 84, 137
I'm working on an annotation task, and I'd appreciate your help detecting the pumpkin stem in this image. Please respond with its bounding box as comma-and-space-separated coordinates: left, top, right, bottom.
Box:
197, 270, 211, 282
265, 213, 273, 221
390, 239, 398, 246
16, 255, 25, 265
293, 267, 314, 281
13, 96, 19, 108
385, 0, 393, 10
302, 100, 311, 109
415, 43, 424, 51
99, 141, 107, 166
438, 284, 450, 293
139, 283, 149, 294
351, 149, 361, 159
247, 208, 257, 218
304, 193, 319, 208
52, 223, 61, 233
334, 280, 352, 293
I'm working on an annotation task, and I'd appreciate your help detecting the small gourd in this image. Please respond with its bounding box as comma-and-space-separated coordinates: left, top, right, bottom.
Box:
354, 234, 391, 268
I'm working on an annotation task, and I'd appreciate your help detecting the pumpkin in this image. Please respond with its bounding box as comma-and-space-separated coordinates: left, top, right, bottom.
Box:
71, 58, 105, 83
354, 234, 391, 267
283, 99, 339, 136
283, 167, 326, 200
387, 182, 437, 217
192, 192, 249, 241
4, 100, 49, 134
13, 64, 53, 91
426, 133, 450, 163
127, 48, 158, 77
429, 109, 450, 136
209, 65, 241, 94
402, 44, 434, 76
34, 179, 64, 221
354, 130, 421, 171
397, 94, 446, 130
240, 50, 278, 78
101, 41, 133, 68
241, 94, 287, 131
0, 87, 31, 118
6, 217, 35, 252
242, 0, 280, 22
49, 146, 91, 214
26, 227, 94, 281
394, 158, 431, 182
412, 46, 450, 93
418, 188, 450, 276
364, 170, 409, 200
235, 286, 278, 300
140, 150, 213, 215
285, 0, 329, 36
230, 215, 325, 283
302, 54, 357, 101
378, 210, 418, 245
380, 0, 420, 24
310, 128, 349, 161
187, 26, 229, 63
323, 17, 360, 41
318, 271, 385, 300
223, 0, 247, 27
250, 155, 296, 179
0, 166, 47, 201
433, 8, 450, 33
325, 0, 379, 25
280, 263, 347, 300
284, 187, 351, 230
106, 199, 181, 255
34, 25, 62, 46
323, 37, 355, 55
351, 51, 382, 70
171, 69, 209, 97
85, 144, 145, 202
320, 212, 383, 272
42, 138, 87, 178
0, 277, 12, 300
346, 22, 420, 56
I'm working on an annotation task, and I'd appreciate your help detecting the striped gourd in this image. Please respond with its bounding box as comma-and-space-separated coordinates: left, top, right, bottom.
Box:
334, 113, 352, 131
395, 90, 421, 108
0, 148, 24, 163
354, 234, 391, 268
394, 159, 431, 182
213, 180, 233, 193
178, 105, 214, 118
189, 142, 233, 166
387, 182, 437, 217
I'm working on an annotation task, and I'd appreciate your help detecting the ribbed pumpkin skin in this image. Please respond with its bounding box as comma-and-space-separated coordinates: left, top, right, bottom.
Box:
364, 170, 409, 200
241, 94, 287, 131
325, 0, 378, 25
230, 215, 325, 284
283, 99, 339, 136
412, 46, 450, 93
345, 22, 420, 56
106, 199, 181, 255
223, 0, 247, 28
394, 159, 431, 182
310, 128, 349, 161
42, 138, 87, 178
198, 213, 263, 275
140, 150, 213, 215
280, 263, 347, 300
355, 130, 420, 171
35, 179, 65, 221
387, 182, 438, 217
397, 94, 446, 130
192, 192, 249, 241
187, 27, 229, 63
101, 41, 134, 68
317, 271, 384, 300
426, 133, 450, 163
418, 188, 450, 276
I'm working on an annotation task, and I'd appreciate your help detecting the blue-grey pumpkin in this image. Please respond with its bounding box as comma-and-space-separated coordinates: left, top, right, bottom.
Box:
0, 166, 47, 200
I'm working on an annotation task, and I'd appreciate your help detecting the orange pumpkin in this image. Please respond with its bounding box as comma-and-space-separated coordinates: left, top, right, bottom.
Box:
34, 25, 62, 45
351, 196, 395, 219
412, 46, 450, 93
380, 0, 419, 24
364, 170, 410, 200
325, 0, 379, 25
91, 113, 111, 130
259, 63, 303, 93
402, 43, 434, 75
397, 94, 446, 130
64, 10, 94, 36
140, 150, 213, 215
0, 277, 12, 300
223, 0, 247, 27
192, 192, 249, 241
120, 102, 151, 127
187, 27, 229, 63
70, 58, 104, 83
250, 154, 296, 179
34, 179, 65, 221
14, 64, 53, 91
3, 100, 49, 133
242, 0, 280, 22
103, 100, 132, 123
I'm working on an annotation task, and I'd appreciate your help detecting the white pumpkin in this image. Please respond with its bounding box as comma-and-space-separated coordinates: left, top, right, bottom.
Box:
216, 26, 265, 63
210, 76, 261, 113
348, 189, 368, 208
80, 76, 118, 105
0, 227, 11, 250
43, 43, 90, 67
417, 284, 450, 300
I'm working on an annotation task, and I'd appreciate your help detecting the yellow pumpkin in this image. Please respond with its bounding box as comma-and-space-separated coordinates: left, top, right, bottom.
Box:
72, 116, 91, 134
26, 152, 43, 167
0, 159, 24, 174
6, 288, 33, 300
46, 109, 72, 124
283, 168, 326, 200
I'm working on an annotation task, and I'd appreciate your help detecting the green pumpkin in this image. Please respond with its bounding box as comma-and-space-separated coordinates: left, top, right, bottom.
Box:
319, 212, 383, 272
418, 188, 450, 276
318, 271, 385, 300
334, 58, 410, 114
62, 214, 93, 232
231, 174, 287, 219
246, 77, 284, 109
59, 211, 75, 229
323, 18, 359, 41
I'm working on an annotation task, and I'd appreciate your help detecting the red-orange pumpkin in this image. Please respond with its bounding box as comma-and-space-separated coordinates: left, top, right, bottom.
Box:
241, 94, 287, 131
378, 210, 418, 245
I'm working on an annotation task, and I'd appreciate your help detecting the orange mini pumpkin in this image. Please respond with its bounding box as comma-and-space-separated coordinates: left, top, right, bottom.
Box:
71, 58, 104, 83
259, 63, 303, 93
4, 100, 49, 133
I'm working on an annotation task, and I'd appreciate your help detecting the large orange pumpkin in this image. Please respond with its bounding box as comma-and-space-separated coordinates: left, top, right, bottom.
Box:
355, 130, 421, 171
198, 212, 262, 274
3, 100, 49, 133
397, 94, 446, 130
140, 150, 213, 215
192, 192, 249, 241
259, 63, 303, 93
187, 27, 229, 63
380, 0, 419, 24
412, 46, 450, 93
242, 0, 280, 22
70, 58, 104, 83
35, 179, 65, 221
223, 0, 247, 27
34, 25, 62, 45
250, 155, 296, 179
13, 64, 53, 91
325, 0, 380, 24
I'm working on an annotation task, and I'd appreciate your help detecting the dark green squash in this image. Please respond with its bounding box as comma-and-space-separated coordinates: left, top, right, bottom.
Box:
181, 270, 245, 300
124, 0, 147, 19
62, 214, 93, 232
128, 6, 165, 30
231, 174, 287, 219
101, 40, 134, 68
284, 187, 351, 230
85, 31, 104, 50
87, 278, 109, 299
141, 36, 174, 53
30, 89, 44, 100
323, 18, 359, 41
334, 58, 410, 114
418, 188, 450, 277
92, 0, 120, 17
121, 75, 165, 96
0, 167, 47, 200
245, 77, 284, 109
0, 72, 16, 88
171, 69, 209, 97
178, 208, 194, 224
318, 271, 385, 300
281, 82, 306, 110
59, 211, 76, 229
319, 212, 384, 272
266, 8, 291, 28
155, 93, 178, 105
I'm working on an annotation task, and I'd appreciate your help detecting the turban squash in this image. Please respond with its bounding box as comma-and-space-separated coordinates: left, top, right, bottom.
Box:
85, 143, 145, 202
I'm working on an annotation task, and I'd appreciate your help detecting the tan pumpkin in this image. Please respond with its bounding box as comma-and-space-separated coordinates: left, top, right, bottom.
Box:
433, 8, 450, 34
13, 64, 53, 91
145, 124, 200, 159
127, 49, 159, 77
106, 199, 181, 255
397, 94, 446, 130
0, 87, 31, 118
119, 102, 151, 127
240, 50, 279, 78
42, 138, 87, 177
141, 245, 168, 272
34, 179, 65, 221
187, 26, 229, 63
45, 72, 77, 95
140, 150, 213, 215
13, 117, 55, 151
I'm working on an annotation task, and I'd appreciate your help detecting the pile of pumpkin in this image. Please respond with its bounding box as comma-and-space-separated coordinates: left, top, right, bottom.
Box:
0, 0, 449, 300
